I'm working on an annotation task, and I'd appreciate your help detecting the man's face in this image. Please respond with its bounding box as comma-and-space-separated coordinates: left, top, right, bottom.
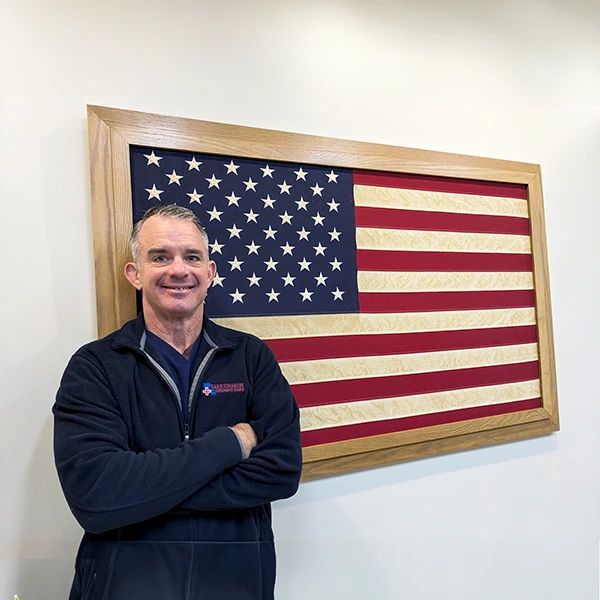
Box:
124, 216, 216, 323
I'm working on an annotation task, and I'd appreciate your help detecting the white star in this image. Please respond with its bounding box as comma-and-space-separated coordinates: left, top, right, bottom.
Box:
264, 257, 279, 271
246, 241, 261, 255
298, 257, 312, 271
294, 167, 308, 181
266, 288, 280, 302
247, 273, 262, 287
228, 256, 244, 271
314, 243, 327, 256
227, 224, 243, 238
207, 207, 223, 221
206, 174, 222, 189
225, 192, 241, 206
262, 194, 276, 209
282, 273, 296, 287
327, 199, 340, 212
166, 170, 183, 186
187, 189, 203, 204
244, 209, 259, 223
263, 226, 277, 240
243, 177, 258, 191
332, 287, 345, 301
144, 151, 162, 166
330, 258, 343, 271
230, 289, 245, 304
326, 170, 339, 183
315, 272, 328, 286
224, 160, 240, 174
329, 228, 341, 241
212, 273, 226, 287
281, 242, 295, 256
185, 157, 202, 171
145, 184, 163, 200
296, 227, 310, 241
279, 211, 293, 225
209, 239, 224, 254
310, 183, 324, 196
278, 181, 292, 195
296, 197, 309, 211
261, 164, 275, 178
312, 212, 325, 226
300, 288, 314, 302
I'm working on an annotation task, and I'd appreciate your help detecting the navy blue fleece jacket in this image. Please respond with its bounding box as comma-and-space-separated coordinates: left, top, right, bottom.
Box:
53, 314, 302, 600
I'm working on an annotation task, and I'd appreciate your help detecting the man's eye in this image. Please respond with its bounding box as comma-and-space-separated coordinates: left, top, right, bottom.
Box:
187, 256, 200, 262
153, 256, 168, 262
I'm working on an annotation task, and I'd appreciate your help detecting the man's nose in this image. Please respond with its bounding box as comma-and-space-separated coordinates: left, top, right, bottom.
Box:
167, 256, 188, 277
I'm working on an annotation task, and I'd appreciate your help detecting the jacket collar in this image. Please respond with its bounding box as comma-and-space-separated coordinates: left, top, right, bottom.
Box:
111, 312, 237, 353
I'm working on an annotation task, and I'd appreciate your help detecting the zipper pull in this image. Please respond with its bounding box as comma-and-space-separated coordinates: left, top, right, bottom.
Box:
184, 423, 190, 441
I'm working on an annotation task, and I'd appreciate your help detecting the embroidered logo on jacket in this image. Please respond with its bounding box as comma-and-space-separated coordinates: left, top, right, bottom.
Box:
202, 382, 245, 396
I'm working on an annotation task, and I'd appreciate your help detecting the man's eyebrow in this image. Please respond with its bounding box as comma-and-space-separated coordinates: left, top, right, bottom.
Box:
146, 247, 205, 256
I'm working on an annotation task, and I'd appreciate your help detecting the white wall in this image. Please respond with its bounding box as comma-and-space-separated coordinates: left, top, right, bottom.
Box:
1, 0, 599, 598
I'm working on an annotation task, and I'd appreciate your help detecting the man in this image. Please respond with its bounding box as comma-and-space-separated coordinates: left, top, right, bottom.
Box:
53, 204, 302, 600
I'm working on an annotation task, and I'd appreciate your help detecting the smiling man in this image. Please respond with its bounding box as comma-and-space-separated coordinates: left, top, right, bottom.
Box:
53, 204, 302, 600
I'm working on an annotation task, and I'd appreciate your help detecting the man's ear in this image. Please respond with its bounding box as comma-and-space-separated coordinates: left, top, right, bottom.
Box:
207, 260, 217, 286
124, 262, 142, 290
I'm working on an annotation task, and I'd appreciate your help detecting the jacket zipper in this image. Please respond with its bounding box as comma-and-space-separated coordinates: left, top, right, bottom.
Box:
136, 338, 187, 439
186, 331, 221, 439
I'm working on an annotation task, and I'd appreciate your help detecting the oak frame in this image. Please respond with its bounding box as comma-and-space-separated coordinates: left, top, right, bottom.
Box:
87, 104, 559, 479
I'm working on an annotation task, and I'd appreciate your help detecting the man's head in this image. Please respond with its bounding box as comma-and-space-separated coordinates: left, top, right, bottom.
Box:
124, 205, 216, 325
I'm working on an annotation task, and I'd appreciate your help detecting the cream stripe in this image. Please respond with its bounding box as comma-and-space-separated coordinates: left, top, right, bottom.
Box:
354, 185, 529, 218
356, 227, 532, 254
212, 307, 536, 340
358, 271, 533, 293
300, 380, 540, 431
282, 343, 539, 385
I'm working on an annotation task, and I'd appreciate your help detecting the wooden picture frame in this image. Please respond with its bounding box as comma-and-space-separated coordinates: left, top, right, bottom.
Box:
87, 104, 559, 479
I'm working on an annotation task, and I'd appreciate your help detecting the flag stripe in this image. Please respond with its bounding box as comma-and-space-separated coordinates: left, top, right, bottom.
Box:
281, 343, 538, 386
356, 249, 533, 272
358, 271, 533, 293
359, 290, 536, 313
353, 169, 529, 200
212, 307, 536, 339
267, 324, 537, 363
355, 206, 530, 235
300, 379, 541, 431
356, 227, 532, 254
291, 361, 540, 407
354, 186, 529, 217
300, 398, 541, 446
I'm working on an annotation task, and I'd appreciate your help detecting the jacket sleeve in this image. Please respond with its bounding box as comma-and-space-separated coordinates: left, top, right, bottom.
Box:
176, 340, 302, 512
53, 351, 244, 534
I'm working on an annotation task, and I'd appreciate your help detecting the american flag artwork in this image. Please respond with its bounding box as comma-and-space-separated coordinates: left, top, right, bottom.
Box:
130, 146, 541, 451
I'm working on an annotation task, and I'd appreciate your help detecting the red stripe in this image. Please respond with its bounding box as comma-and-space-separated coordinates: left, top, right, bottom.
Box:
353, 170, 528, 200
359, 290, 535, 313
292, 361, 540, 408
355, 206, 530, 235
301, 397, 541, 447
356, 249, 532, 272
268, 325, 537, 363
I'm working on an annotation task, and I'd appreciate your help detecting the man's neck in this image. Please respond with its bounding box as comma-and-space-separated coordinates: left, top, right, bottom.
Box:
143, 309, 203, 358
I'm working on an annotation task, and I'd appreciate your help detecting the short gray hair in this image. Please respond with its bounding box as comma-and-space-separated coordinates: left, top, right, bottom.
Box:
130, 204, 209, 264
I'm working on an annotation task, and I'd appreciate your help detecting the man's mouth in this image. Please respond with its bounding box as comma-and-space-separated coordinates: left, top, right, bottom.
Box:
164, 285, 195, 291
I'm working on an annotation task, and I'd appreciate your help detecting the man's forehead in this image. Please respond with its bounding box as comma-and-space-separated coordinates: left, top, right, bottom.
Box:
139, 216, 204, 242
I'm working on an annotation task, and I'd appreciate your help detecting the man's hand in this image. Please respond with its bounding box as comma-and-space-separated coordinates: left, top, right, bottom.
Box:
231, 423, 258, 459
